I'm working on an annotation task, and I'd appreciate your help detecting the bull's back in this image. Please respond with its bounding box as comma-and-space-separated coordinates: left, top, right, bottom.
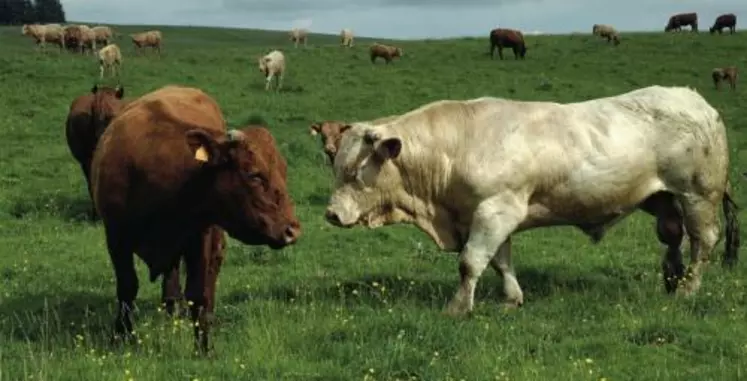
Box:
66, 95, 95, 160
92, 86, 226, 217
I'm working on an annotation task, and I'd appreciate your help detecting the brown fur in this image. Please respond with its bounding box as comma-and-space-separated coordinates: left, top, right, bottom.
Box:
489, 28, 527, 60
370, 43, 403, 64
592, 24, 621, 45
90, 85, 301, 353
65, 84, 125, 217
310, 115, 400, 162
710, 13, 737, 34
665, 12, 698, 32
131, 30, 162, 55
712, 67, 738, 90
63, 25, 96, 55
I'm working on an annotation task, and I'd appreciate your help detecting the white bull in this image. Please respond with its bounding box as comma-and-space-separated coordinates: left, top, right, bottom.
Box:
324, 85, 740, 317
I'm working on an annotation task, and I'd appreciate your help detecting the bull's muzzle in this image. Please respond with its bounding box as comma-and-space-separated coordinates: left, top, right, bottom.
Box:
283, 220, 302, 245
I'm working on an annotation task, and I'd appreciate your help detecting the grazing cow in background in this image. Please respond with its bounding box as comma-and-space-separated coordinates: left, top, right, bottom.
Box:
710, 14, 737, 34
90, 85, 301, 353
98, 44, 122, 79
310, 115, 400, 162
341, 28, 354, 47
665, 12, 698, 32
258, 50, 285, 91
131, 30, 162, 55
290, 28, 308, 48
22, 23, 65, 51
92, 25, 114, 46
323, 85, 740, 317
712, 67, 738, 90
592, 24, 621, 45
64, 24, 96, 55
78, 25, 97, 54
370, 43, 403, 64
65, 84, 125, 216
489, 28, 527, 60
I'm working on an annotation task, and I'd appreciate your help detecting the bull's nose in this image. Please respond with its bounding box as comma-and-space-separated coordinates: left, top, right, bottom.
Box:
325, 209, 342, 226
283, 222, 301, 244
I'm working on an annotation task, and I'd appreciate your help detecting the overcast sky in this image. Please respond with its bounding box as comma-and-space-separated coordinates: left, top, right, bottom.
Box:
59, 0, 745, 39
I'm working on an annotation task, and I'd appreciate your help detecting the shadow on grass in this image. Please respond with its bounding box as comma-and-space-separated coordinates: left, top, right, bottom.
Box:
223, 264, 641, 310
0, 291, 173, 350
9, 191, 98, 223
1, 291, 114, 343
247, 82, 305, 93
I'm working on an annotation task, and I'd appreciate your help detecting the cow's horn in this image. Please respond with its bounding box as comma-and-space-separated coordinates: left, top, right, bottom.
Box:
227, 129, 245, 141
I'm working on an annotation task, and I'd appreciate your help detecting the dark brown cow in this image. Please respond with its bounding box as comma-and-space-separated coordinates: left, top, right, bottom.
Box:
90, 85, 301, 353
665, 12, 698, 32
712, 67, 738, 91
710, 13, 737, 34
370, 43, 403, 64
65, 84, 125, 216
489, 28, 527, 60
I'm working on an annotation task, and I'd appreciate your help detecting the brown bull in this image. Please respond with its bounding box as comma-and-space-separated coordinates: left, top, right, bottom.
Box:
370, 43, 403, 64
710, 13, 737, 34
131, 30, 162, 55
65, 84, 125, 217
310, 115, 400, 162
665, 12, 698, 32
489, 28, 527, 60
712, 67, 738, 90
90, 85, 301, 354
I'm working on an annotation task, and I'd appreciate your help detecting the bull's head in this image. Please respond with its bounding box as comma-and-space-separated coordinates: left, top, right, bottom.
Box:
258, 56, 271, 74
324, 124, 407, 228
90, 84, 125, 141
185, 127, 301, 249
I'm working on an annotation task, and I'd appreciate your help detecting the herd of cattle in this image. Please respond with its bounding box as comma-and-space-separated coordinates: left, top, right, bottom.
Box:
19, 11, 744, 355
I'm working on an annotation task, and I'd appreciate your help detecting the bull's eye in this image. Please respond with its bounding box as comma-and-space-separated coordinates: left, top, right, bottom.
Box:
344, 168, 358, 181
246, 172, 263, 183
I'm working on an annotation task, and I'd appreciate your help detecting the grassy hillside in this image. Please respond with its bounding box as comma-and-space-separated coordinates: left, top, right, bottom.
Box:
1, 24, 746, 381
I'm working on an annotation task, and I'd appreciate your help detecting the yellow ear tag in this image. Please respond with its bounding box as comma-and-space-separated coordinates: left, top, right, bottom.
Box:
194, 146, 209, 162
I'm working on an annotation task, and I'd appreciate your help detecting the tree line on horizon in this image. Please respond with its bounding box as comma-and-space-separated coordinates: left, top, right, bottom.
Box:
0, 0, 66, 25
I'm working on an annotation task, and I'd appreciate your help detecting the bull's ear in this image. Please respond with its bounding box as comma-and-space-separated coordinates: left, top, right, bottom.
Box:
115, 85, 124, 99
375, 137, 402, 160
339, 124, 352, 134
309, 123, 321, 136
91, 84, 99, 94
185, 129, 224, 166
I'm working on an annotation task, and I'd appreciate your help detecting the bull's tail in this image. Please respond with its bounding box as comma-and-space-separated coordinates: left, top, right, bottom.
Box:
722, 184, 740, 268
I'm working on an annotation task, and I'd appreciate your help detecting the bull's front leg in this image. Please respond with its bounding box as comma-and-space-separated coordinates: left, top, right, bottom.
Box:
445, 196, 527, 317
183, 226, 225, 354
265, 73, 273, 91
489, 236, 524, 308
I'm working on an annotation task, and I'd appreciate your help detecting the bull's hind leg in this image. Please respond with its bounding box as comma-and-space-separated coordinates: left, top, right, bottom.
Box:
446, 195, 527, 317
489, 236, 524, 307
105, 228, 139, 344
677, 195, 722, 295
161, 257, 184, 317
640, 192, 685, 293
